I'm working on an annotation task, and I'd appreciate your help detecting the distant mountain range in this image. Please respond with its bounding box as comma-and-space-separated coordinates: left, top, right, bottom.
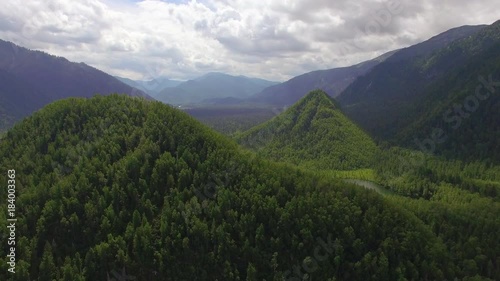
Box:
0, 39, 149, 131
154, 72, 279, 105
116, 76, 184, 97
234, 21, 499, 163
249, 24, 488, 108
248, 51, 396, 106
337, 24, 488, 139
1, 20, 498, 166
237, 90, 378, 170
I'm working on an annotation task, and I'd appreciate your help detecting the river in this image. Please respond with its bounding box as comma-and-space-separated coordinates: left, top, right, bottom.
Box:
343, 179, 393, 195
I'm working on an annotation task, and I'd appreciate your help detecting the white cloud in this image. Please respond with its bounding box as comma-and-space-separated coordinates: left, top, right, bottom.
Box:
0, 0, 498, 81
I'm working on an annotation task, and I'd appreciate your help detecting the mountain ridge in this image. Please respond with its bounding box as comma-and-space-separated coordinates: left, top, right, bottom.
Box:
337, 23, 492, 136
247, 51, 396, 107
249, 24, 488, 109
155, 72, 278, 105
116, 76, 184, 96
336, 20, 500, 163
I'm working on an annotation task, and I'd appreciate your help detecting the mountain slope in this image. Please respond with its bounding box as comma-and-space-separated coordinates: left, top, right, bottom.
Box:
337, 24, 491, 141
0, 39, 149, 131
238, 90, 378, 170
0, 95, 451, 280
249, 51, 396, 107
395, 24, 500, 162
155, 72, 278, 105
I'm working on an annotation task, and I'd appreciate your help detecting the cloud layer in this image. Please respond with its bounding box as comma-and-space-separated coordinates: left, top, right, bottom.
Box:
0, 0, 498, 81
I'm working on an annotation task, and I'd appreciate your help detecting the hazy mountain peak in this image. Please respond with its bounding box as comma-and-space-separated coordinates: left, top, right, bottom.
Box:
196, 71, 229, 79
156, 72, 278, 105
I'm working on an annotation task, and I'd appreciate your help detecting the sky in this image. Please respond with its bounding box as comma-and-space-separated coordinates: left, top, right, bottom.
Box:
0, 0, 498, 81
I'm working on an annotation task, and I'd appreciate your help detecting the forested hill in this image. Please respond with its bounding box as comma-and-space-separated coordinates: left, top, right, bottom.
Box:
237, 90, 378, 170
0, 95, 454, 280
0, 39, 149, 132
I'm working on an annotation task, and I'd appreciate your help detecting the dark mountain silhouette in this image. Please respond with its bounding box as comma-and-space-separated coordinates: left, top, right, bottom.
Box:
393, 21, 500, 162
249, 24, 487, 109
248, 51, 396, 107
0, 39, 149, 131
336, 22, 499, 162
